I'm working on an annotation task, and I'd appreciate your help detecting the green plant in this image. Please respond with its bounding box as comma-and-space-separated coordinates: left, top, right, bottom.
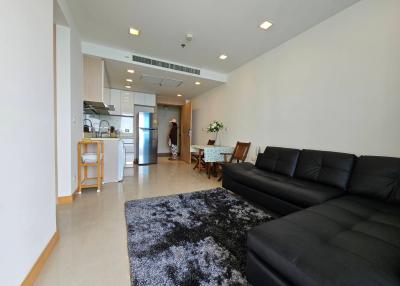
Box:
207, 120, 224, 133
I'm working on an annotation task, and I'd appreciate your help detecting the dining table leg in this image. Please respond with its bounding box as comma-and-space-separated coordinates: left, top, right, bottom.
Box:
213, 164, 219, 178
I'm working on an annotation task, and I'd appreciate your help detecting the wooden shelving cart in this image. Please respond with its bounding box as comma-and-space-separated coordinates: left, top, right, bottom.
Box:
77, 140, 104, 194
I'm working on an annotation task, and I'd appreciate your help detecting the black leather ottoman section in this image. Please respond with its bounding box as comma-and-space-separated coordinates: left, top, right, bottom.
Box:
294, 150, 356, 190
223, 175, 302, 215
247, 251, 293, 286
223, 163, 344, 208
247, 196, 400, 286
349, 156, 400, 204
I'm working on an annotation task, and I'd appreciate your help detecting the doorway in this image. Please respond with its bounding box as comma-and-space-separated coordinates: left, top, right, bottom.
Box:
180, 101, 192, 163
157, 104, 181, 156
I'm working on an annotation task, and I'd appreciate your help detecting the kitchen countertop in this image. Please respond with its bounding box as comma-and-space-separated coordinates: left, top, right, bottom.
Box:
87, 138, 122, 141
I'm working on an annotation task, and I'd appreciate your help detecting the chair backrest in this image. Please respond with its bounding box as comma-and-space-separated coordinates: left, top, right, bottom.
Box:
207, 139, 216, 145
230, 142, 251, 163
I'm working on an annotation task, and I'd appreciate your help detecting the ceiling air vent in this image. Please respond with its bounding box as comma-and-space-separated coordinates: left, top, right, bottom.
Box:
140, 75, 183, 88
132, 55, 200, 75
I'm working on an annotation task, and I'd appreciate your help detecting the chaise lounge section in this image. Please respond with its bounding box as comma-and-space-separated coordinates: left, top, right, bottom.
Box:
223, 147, 400, 286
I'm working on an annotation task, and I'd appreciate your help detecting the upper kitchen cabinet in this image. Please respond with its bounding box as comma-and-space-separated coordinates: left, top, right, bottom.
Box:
105, 89, 155, 116
83, 55, 105, 102
134, 92, 144, 106
103, 88, 111, 106
109, 89, 121, 115
134, 92, 156, 107
121, 91, 134, 116
145, 94, 156, 106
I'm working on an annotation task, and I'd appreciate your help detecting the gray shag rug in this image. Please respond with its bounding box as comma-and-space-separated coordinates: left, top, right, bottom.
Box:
124, 188, 273, 286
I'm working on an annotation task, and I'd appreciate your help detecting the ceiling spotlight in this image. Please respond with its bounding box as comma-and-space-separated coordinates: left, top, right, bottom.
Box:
129, 28, 140, 36
177, 94, 183, 97
195, 81, 201, 85
125, 85, 131, 89
260, 20, 273, 30
219, 54, 228, 60
127, 69, 135, 74
126, 79, 133, 82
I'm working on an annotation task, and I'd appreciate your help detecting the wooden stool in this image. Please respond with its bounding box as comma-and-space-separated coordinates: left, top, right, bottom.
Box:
77, 140, 104, 194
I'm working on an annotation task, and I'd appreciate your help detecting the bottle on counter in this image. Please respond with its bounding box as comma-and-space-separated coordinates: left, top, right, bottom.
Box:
110, 126, 118, 138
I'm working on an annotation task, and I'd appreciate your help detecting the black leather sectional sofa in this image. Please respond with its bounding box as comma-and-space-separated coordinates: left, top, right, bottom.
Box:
222, 147, 400, 286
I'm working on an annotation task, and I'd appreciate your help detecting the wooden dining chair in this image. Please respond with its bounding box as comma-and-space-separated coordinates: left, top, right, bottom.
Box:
192, 139, 216, 171
216, 141, 251, 181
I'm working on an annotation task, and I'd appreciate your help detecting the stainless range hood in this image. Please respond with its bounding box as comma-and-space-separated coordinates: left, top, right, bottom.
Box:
83, 101, 115, 115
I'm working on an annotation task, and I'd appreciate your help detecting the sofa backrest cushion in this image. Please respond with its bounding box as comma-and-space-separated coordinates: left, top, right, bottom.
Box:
349, 156, 400, 204
255, 147, 300, 177
294, 150, 356, 190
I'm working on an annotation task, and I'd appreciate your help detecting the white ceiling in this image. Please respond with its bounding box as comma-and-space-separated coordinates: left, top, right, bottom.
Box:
67, 0, 360, 73
104, 59, 223, 99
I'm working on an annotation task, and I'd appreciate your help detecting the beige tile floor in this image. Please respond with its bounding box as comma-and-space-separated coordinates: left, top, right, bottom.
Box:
35, 158, 220, 286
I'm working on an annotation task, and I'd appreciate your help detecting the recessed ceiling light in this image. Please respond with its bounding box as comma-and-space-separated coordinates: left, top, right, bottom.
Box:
219, 54, 228, 60
125, 85, 131, 89
195, 81, 201, 85
177, 94, 183, 97
260, 20, 273, 30
127, 69, 135, 74
129, 28, 140, 36
126, 79, 133, 82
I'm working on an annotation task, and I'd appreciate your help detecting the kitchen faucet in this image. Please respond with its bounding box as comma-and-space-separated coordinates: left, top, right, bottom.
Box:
99, 120, 110, 137
83, 119, 95, 136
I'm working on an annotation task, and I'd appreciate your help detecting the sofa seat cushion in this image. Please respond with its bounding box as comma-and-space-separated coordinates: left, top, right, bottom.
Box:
248, 195, 400, 286
223, 162, 289, 182
294, 150, 356, 190
349, 156, 400, 204
223, 163, 343, 208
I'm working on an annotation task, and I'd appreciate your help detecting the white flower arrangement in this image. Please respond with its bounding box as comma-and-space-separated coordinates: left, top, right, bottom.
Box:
206, 120, 224, 133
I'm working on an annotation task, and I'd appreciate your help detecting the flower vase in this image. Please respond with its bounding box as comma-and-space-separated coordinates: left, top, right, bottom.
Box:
214, 131, 219, 146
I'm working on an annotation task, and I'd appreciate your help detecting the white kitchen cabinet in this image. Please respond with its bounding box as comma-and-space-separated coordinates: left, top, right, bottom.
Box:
121, 91, 134, 116
108, 90, 154, 116
109, 89, 121, 115
134, 92, 145, 105
84, 56, 105, 102
144, 94, 156, 106
134, 92, 156, 106
103, 88, 111, 106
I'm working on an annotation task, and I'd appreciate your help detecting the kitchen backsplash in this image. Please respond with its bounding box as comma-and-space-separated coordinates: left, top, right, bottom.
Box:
84, 114, 134, 135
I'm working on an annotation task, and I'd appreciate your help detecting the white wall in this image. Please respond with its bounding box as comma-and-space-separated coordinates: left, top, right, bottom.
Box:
193, 0, 400, 160
0, 0, 57, 284
56, 25, 73, 197
69, 22, 83, 195
55, 0, 83, 197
